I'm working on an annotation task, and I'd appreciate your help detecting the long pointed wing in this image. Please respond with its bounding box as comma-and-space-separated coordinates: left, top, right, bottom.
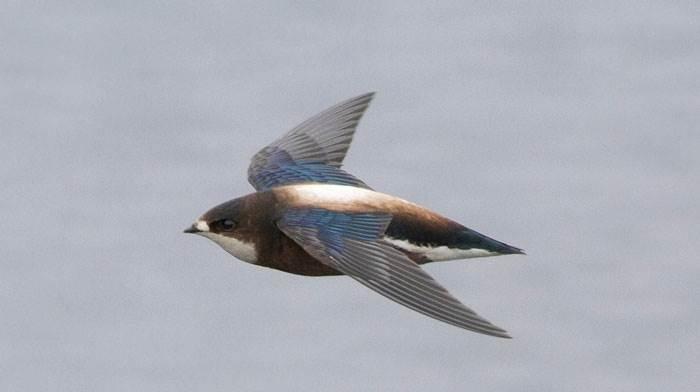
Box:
277, 208, 511, 338
248, 93, 374, 191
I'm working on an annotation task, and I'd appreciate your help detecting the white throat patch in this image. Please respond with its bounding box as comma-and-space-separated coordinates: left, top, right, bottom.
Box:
198, 232, 258, 264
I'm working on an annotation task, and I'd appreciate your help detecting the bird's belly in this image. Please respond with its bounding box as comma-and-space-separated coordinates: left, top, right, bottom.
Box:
256, 227, 343, 276
261, 253, 343, 276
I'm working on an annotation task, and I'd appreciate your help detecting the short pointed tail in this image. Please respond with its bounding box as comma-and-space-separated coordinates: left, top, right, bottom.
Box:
458, 228, 525, 255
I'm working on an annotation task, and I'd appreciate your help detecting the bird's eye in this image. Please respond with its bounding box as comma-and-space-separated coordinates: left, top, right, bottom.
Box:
216, 219, 236, 232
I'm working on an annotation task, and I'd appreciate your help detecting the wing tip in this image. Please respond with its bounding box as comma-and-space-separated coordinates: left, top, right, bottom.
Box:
460, 321, 512, 339
490, 329, 513, 339
347, 91, 376, 107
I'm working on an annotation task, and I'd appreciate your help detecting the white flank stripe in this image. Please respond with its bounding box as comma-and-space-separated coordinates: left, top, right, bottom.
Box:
383, 236, 498, 261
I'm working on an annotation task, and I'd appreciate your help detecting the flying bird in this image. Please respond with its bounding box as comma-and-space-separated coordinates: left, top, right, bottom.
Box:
185, 93, 523, 338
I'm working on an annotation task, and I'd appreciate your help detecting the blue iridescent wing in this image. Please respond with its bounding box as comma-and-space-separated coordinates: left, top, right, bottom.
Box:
277, 208, 511, 338
248, 93, 374, 191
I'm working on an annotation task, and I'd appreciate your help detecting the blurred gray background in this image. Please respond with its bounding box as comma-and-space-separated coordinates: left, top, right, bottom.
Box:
2, 1, 698, 391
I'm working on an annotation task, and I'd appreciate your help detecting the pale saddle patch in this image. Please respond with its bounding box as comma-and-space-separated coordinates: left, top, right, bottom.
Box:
289, 183, 378, 203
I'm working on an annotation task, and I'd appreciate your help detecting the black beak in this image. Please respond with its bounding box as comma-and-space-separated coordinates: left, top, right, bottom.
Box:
184, 224, 200, 234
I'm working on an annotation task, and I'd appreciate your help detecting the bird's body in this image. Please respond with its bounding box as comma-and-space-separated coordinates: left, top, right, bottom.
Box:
198, 183, 521, 276
186, 93, 523, 337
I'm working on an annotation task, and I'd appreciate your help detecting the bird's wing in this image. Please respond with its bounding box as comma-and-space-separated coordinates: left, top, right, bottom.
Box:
247, 93, 374, 191
276, 207, 511, 338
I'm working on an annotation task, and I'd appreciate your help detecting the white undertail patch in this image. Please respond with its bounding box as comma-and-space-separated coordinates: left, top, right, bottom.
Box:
383, 237, 498, 261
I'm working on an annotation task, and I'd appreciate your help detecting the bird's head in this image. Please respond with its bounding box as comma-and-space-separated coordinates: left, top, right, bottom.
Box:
184, 197, 258, 264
